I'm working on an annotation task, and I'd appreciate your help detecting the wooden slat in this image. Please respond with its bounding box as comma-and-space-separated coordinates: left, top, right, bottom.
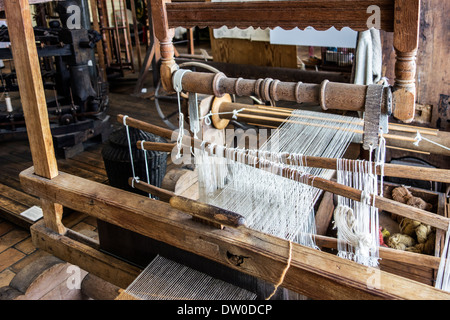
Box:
166, 0, 395, 32
20, 167, 450, 300
30, 221, 141, 289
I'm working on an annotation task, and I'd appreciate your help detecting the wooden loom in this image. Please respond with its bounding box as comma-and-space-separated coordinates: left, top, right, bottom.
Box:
6, 0, 450, 299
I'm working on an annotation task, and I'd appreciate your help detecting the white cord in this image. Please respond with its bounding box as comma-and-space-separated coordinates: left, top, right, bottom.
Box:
414, 131, 450, 151
123, 115, 138, 184
200, 108, 245, 126
140, 140, 153, 199
173, 69, 192, 159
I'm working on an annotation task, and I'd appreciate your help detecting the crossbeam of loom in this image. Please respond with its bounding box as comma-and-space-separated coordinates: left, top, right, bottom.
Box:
19, 167, 450, 300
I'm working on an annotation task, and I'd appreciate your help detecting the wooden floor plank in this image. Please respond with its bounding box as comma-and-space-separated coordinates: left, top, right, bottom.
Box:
0, 229, 30, 253
0, 221, 15, 237
0, 268, 16, 287
0, 248, 26, 272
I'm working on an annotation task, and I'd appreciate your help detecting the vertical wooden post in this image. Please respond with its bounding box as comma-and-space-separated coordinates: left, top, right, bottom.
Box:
89, 0, 107, 79
130, 0, 143, 70
392, 0, 421, 123
151, 0, 177, 92
97, 0, 113, 67
187, 28, 195, 55
5, 0, 66, 234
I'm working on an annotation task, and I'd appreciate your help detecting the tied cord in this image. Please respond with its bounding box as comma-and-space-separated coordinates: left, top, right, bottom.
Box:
123, 115, 140, 186
173, 69, 192, 159
414, 131, 450, 151
175, 91, 184, 160
200, 108, 245, 126
140, 140, 152, 199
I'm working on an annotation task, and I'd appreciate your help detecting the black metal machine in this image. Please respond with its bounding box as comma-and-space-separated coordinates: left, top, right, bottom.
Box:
0, 1, 111, 158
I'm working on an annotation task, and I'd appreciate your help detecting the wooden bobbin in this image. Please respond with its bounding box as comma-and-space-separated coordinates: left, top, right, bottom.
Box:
211, 94, 233, 130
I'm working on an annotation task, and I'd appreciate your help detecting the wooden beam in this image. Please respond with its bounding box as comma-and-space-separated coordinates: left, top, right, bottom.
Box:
5, 0, 65, 234
165, 0, 395, 32
20, 167, 450, 300
4, 0, 58, 179
30, 220, 141, 289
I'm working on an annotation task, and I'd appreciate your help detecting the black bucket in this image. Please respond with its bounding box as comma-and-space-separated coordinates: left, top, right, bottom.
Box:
101, 126, 167, 197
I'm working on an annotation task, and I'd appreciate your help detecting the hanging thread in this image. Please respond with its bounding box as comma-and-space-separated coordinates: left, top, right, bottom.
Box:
196, 110, 362, 249
333, 156, 381, 267
123, 115, 139, 186
266, 240, 292, 300
173, 69, 192, 159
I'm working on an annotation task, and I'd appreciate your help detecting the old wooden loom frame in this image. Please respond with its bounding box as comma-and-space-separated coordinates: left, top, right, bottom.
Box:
5, 0, 450, 299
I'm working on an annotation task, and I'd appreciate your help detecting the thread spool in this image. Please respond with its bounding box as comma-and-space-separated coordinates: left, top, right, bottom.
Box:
5, 94, 13, 113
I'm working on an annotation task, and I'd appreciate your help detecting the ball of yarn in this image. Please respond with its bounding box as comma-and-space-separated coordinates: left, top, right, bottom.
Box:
390, 187, 433, 223
406, 196, 433, 211
406, 232, 435, 255
415, 224, 432, 244
391, 187, 412, 204
387, 233, 416, 251
399, 218, 421, 237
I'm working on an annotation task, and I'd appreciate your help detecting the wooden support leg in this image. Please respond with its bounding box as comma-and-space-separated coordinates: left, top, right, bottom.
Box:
5, 0, 65, 234
41, 200, 66, 235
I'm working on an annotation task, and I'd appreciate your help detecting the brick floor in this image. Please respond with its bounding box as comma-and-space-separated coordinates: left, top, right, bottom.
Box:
0, 214, 98, 290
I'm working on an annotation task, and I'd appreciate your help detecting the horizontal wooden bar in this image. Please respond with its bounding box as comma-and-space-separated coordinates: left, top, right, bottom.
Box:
166, 0, 395, 32
19, 166, 450, 300
139, 142, 176, 152
313, 234, 442, 270
180, 72, 371, 112
30, 220, 141, 289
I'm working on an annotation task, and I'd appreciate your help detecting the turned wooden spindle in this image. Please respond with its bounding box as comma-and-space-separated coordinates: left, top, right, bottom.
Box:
152, 0, 178, 92
392, 0, 421, 123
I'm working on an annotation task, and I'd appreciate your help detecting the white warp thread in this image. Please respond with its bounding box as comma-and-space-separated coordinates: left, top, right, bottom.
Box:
195, 110, 362, 248
333, 155, 381, 268
121, 255, 257, 300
